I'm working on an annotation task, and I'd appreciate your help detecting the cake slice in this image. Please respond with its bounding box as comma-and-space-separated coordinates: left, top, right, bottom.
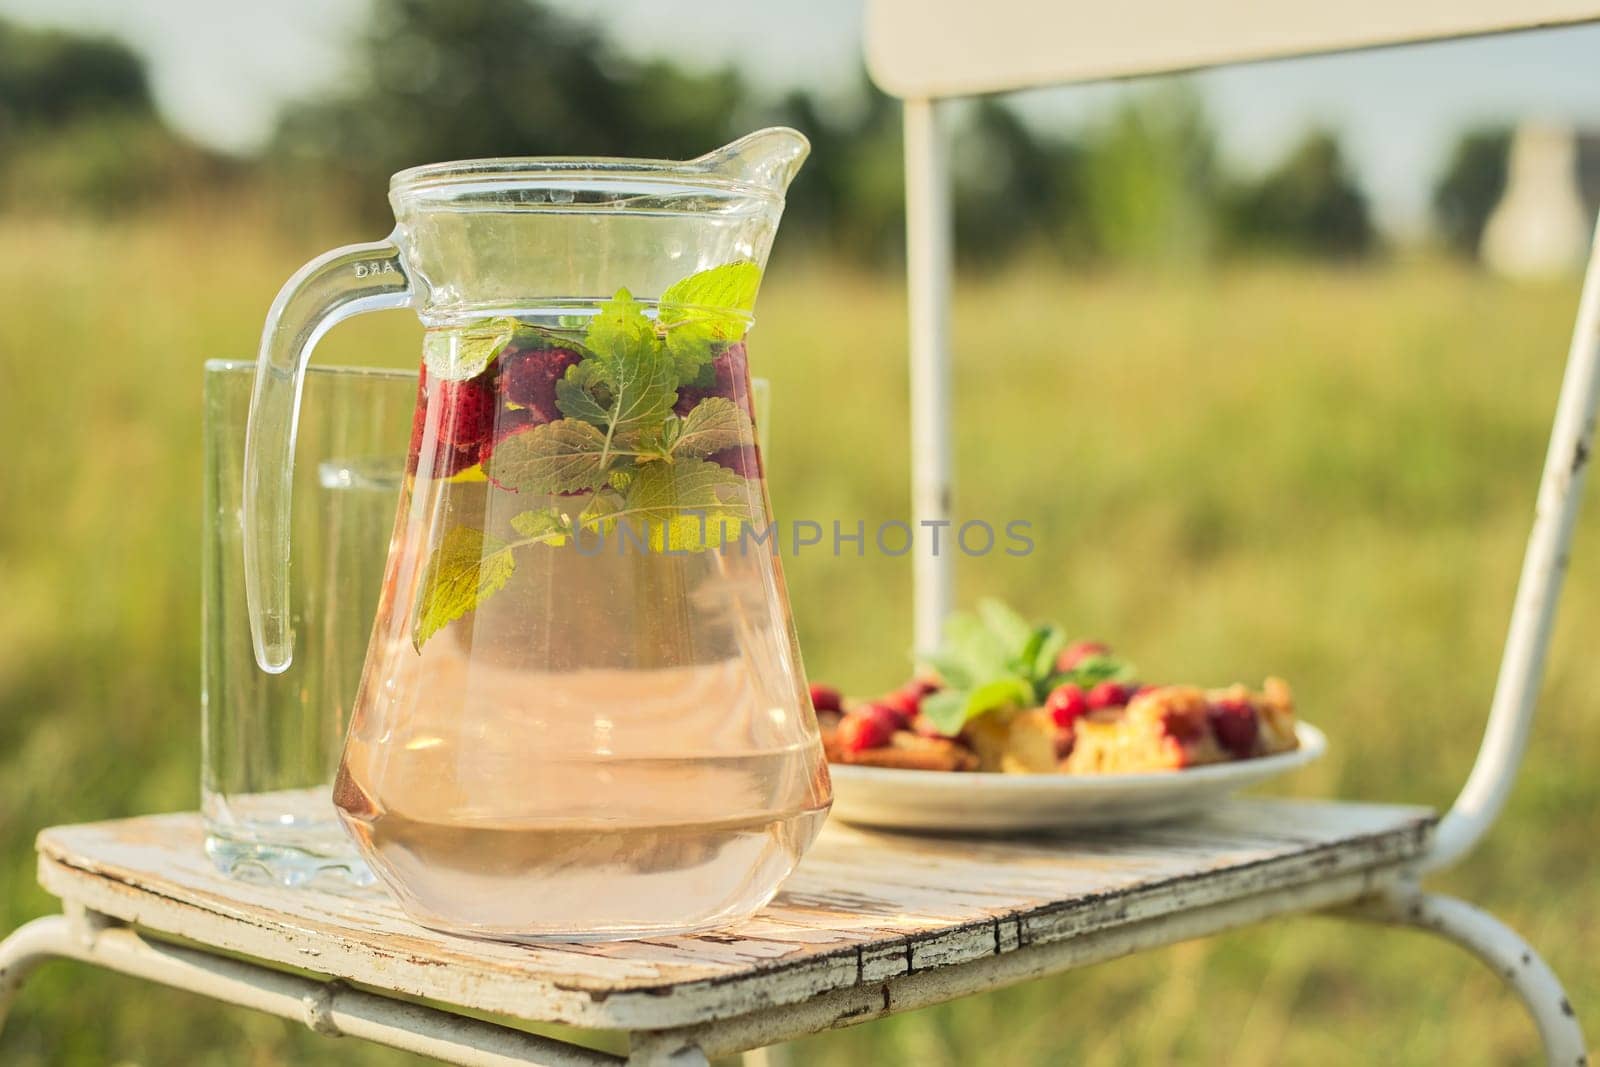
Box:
1061, 682, 1299, 774
1063, 686, 1228, 774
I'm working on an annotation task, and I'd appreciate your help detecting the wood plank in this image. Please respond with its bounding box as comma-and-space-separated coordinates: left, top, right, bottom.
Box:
34, 798, 1433, 1031
864, 0, 1600, 99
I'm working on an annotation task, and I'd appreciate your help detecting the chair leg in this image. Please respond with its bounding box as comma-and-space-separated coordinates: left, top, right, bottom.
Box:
1345, 890, 1587, 1067
0, 915, 74, 1036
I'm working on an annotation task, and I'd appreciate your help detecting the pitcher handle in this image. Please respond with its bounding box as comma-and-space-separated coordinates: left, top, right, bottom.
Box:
243, 236, 414, 673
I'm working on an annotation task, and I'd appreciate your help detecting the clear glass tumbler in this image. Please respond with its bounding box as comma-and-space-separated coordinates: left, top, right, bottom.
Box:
202, 360, 412, 886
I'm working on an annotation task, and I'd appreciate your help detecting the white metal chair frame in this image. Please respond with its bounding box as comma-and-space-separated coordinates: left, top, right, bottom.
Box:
2, 4, 1598, 1064
879, 0, 1600, 1061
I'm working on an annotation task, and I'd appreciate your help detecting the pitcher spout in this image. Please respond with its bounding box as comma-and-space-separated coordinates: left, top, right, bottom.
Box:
695, 127, 810, 196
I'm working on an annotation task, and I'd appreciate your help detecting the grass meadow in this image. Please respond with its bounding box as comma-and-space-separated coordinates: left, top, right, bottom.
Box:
1, 206, 1597, 1064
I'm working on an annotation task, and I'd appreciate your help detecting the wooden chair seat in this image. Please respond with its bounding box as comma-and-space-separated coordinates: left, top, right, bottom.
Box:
33, 800, 1433, 1036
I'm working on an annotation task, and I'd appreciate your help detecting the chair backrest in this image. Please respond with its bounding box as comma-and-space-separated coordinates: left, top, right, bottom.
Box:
863, 0, 1600, 871
867, 0, 1600, 97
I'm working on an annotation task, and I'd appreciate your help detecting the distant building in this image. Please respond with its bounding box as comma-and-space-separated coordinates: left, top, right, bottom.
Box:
1480, 122, 1600, 277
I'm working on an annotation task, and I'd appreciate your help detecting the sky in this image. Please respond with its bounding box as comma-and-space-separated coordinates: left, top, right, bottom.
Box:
3, 0, 1600, 232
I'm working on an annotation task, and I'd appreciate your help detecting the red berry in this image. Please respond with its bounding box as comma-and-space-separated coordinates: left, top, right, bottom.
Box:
1056, 640, 1110, 672
1133, 684, 1158, 699
498, 346, 583, 423
408, 371, 496, 477
435, 377, 497, 449
1158, 709, 1208, 743
478, 406, 536, 465
809, 683, 844, 714
882, 679, 938, 719
1045, 683, 1089, 729
406, 374, 429, 474
1208, 698, 1259, 757
674, 342, 754, 419
1086, 681, 1130, 710
861, 700, 912, 730
879, 689, 919, 718
706, 444, 761, 479
673, 388, 707, 417
837, 709, 895, 752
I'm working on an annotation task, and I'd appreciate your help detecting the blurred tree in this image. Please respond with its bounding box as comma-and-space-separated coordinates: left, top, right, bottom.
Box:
0, 19, 219, 215
1078, 84, 1220, 264
273, 0, 1093, 266
267, 0, 1398, 267
1432, 126, 1512, 258
3, 114, 219, 214
272, 0, 745, 218
1227, 130, 1375, 258
0, 22, 151, 133
952, 98, 1085, 265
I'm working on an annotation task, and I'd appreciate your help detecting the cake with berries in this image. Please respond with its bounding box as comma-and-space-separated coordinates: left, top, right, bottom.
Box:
811, 600, 1300, 777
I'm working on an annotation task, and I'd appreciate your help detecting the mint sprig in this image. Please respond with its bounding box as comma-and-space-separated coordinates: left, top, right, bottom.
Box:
917, 599, 1134, 736
409, 263, 765, 650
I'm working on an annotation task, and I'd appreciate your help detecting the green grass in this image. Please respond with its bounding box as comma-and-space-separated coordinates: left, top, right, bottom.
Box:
1, 210, 1597, 1065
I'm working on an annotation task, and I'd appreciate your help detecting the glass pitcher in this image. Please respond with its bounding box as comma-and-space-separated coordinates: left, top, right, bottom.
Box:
243, 129, 831, 940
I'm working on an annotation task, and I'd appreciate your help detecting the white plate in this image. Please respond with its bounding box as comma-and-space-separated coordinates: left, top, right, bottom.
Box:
826, 722, 1327, 832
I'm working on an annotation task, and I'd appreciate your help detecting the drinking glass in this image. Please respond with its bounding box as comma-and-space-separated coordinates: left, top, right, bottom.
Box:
202, 360, 412, 886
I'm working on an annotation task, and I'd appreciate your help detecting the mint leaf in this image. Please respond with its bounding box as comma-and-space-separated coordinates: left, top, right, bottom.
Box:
585, 287, 656, 369
919, 689, 969, 735
979, 598, 1034, 654
655, 414, 684, 453
412, 527, 515, 650
511, 322, 594, 360
659, 261, 762, 315
686, 357, 720, 390
601, 341, 677, 437
672, 397, 753, 458
608, 458, 755, 551
488, 419, 609, 494
509, 508, 570, 546
938, 612, 1013, 684
423, 316, 517, 381
628, 414, 680, 463
554, 362, 613, 425
918, 650, 978, 690
1048, 653, 1135, 692
924, 677, 1035, 735
661, 319, 722, 383
659, 263, 761, 382
964, 677, 1036, 719
578, 487, 627, 537
1031, 625, 1068, 687
562, 291, 677, 441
